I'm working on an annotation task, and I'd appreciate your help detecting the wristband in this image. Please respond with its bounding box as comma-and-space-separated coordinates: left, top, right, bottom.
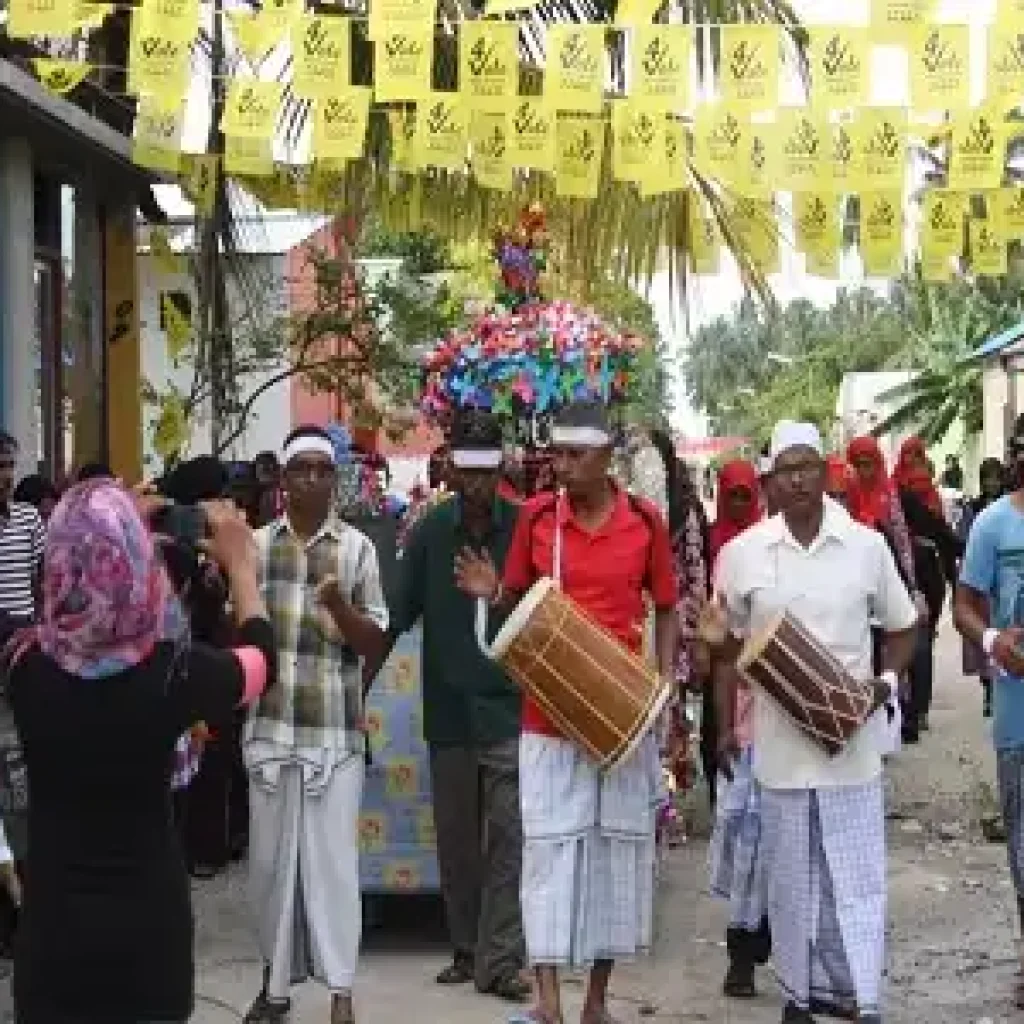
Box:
982, 628, 999, 656
489, 582, 505, 608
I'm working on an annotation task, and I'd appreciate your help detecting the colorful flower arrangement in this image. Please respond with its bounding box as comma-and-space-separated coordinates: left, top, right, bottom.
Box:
420, 204, 646, 420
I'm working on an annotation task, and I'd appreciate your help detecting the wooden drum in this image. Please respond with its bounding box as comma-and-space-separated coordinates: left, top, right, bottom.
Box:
737, 612, 875, 757
489, 577, 670, 768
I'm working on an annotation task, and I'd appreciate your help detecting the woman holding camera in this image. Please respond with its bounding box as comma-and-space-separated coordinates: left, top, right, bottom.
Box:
3, 479, 276, 1024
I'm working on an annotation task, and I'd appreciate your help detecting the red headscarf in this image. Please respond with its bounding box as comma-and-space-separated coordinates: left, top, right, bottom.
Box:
824, 454, 852, 495
891, 436, 942, 513
845, 435, 895, 528
710, 459, 761, 563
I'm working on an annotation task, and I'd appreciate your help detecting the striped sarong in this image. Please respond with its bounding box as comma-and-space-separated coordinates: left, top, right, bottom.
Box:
760, 779, 886, 1017
518, 732, 660, 969
707, 746, 765, 930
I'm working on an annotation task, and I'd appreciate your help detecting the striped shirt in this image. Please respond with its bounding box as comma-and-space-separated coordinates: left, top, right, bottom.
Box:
246, 515, 388, 754
0, 503, 44, 619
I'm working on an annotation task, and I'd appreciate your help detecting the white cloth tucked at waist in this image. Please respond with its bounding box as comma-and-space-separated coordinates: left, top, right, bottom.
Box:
519, 732, 660, 841
244, 739, 359, 795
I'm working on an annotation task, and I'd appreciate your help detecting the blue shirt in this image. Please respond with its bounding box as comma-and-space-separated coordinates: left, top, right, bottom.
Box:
960, 495, 1024, 749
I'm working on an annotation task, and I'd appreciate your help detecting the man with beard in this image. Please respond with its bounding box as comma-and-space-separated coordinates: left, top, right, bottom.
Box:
955, 415, 1024, 1009
365, 410, 530, 1004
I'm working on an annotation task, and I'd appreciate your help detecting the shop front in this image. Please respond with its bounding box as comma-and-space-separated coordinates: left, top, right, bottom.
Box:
0, 57, 158, 483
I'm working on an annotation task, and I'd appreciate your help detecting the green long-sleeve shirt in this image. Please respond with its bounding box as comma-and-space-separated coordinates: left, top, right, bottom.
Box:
389, 495, 521, 748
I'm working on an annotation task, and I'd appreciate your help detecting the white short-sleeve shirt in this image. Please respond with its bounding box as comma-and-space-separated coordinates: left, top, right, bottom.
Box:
714, 497, 917, 790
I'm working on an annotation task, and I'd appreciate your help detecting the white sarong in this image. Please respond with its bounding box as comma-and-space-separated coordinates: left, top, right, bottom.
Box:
760, 779, 886, 1016
707, 746, 766, 930
518, 732, 660, 969
247, 750, 364, 999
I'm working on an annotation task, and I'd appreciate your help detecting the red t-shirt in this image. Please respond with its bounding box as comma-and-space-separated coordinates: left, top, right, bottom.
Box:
502, 487, 678, 735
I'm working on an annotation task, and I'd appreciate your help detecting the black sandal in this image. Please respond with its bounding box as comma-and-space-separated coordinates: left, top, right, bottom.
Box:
436, 956, 474, 985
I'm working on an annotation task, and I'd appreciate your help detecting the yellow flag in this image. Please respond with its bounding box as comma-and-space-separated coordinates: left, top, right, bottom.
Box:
132, 96, 184, 174
615, 0, 663, 26
908, 25, 969, 112
690, 105, 746, 187
988, 26, 1024, 102
312, 88, 370, 163
640, 119, 687, 197
611, 103, 660, 183
6, 0, 75, 39
292, 16, 351, 100
32, 58, 91, 94
227, 11, 285, 66
414, 93, 469, 169
261, 0, 302, 36
719, 25, 779, 112
995, 186, 1024, 238
859, 190, 903, 277
631, 25, 690, 113
809, 27, 869, 110
858, 108, 907, 191
162, 294, 192, 359
970, 218, 1008, 277
128, 14, 190, 99
368, 0, 435, 40
72, 0, 111, 31
921, 190, 965, 257
387, 109, 417, 172
948, 108, 1006, 190
223, 136, 274, 177
471, 109, 514, 191
152, 392, 188, 461
795, 193, 839, 278
375, 31, 432, 102
739, 120, 778, 198
150, 227, 186, 275
460, 22, 518, 112
996, 0, 1024, 26
180, 155, 219, 216
869, 0, 933, 43
555, 114, 606, 199
688, 196, 721, 274
828, 117, 865, 193
510, 98, 555, 172
546, 25, 606, 114
142, 0, 199, 45
221, 80, 283, 139
776, 109, 825, 193
732, 198, 780, 275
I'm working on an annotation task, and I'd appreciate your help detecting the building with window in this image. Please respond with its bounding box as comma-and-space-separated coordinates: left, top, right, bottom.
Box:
0, 54, 158, 483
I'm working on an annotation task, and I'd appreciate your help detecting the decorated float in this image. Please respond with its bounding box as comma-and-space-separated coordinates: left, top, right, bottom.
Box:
356, 205, 679, 898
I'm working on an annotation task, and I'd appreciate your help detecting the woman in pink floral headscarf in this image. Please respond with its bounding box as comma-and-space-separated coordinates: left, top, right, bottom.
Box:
4, 480, 276, 1024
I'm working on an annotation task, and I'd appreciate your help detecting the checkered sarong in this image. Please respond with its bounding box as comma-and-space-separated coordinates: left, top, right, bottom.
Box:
760, 779, 886, 1016
997, 747, 1024, 895
707, 746, 766, 929
518, 732, 659, 969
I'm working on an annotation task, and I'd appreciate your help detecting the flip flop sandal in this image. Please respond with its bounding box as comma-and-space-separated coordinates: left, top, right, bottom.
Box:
482, 975, 532, 1002
580, 1011, 622, 1024
436, 960, 474, 984
507, 1011, 562, 1024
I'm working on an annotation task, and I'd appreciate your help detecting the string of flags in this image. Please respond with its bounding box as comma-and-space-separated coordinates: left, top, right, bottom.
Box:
12, 0, 1024, 282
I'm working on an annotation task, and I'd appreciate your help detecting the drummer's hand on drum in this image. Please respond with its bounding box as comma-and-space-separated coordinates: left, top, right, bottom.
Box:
454, 546, 499, 601
696, 595, 730, 648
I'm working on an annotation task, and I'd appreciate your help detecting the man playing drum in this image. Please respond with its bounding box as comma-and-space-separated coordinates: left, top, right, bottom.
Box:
699, 421, 917, 1024
455, 401, 679, 1024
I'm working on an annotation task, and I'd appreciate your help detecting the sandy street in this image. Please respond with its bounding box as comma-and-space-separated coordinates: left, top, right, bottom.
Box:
0, 620, 1014, 1022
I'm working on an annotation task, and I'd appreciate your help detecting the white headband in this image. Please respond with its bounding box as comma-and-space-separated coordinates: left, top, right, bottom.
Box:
282, 435, 335, 465
550, 425, 612, 448
757, 457, 774, 476
770, 421, 823, 467
451, 448, 503, 470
